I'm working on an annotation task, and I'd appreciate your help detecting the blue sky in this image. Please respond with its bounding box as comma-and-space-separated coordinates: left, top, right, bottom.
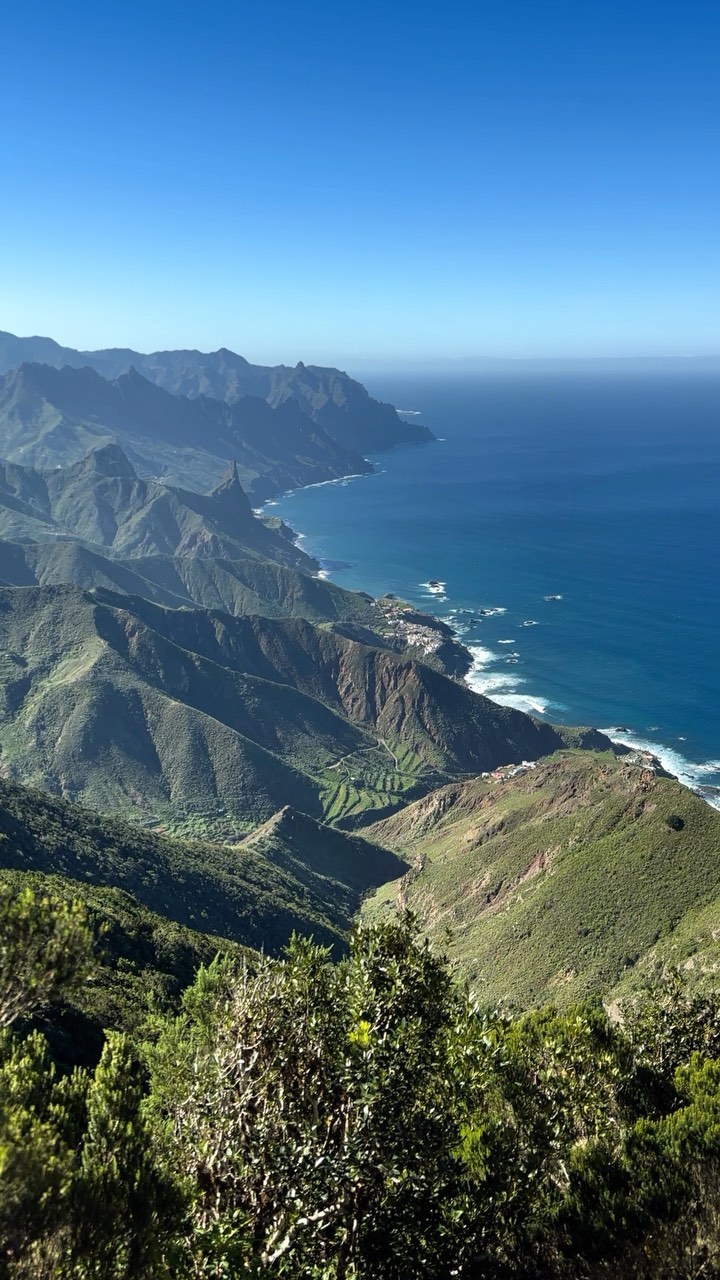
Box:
2, 0, 719, 363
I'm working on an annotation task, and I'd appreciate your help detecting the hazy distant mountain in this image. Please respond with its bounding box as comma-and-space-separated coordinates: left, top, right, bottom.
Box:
0, 361, 372, 497
0, 330, 434, 455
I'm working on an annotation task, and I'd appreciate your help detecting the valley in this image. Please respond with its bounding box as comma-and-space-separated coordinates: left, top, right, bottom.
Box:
0, 328, 717, 1023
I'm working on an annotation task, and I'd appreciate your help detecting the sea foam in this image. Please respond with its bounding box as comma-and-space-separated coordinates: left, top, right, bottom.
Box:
301, 473, 368, 491
602, 728, 720, 810
465, 644, 560, 717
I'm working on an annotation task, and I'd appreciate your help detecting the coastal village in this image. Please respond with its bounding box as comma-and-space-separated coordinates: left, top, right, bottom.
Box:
375, 593, 456, 660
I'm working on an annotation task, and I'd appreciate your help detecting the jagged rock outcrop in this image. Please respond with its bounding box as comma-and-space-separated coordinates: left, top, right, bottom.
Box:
0, 444, 315, 568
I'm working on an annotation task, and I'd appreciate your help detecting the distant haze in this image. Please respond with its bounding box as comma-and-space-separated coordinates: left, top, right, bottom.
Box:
347, 355, 720, 378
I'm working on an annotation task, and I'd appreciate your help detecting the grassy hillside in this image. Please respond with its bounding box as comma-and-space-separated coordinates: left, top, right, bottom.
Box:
0, 584, 606, 832
364, 751, 720, 1007
0, 775, 404, 956
610, 892, 720, 1001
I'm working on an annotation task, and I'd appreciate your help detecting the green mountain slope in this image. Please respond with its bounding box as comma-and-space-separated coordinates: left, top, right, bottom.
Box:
609, 894, 720, 1001
0, 330, 433, 454
0, 775, 404, 955
364, 751, 720, 1007
0, 445, 317, 569
0, 527, 469, 678
0, 440, 471, 675
0, 585, 608, 831
0, 585, 365, 830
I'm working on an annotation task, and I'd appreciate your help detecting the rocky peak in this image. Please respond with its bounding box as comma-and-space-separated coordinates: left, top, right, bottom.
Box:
80, 443, 138, 478
210, 459, 252, 514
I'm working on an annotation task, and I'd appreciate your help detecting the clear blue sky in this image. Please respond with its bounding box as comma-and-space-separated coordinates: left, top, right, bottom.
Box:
2, 0, 719, 363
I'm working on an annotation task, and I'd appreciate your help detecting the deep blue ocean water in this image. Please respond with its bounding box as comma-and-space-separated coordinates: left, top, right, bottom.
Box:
267, 372, 720, 805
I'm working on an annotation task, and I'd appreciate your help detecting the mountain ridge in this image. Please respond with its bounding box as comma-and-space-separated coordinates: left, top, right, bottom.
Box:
363, 750, 720, 1006
0, 330, 434, 463
0, 772, 403, 955
0, 583, 615, 833
0, 442, 317, 569
0, 360, 373, 497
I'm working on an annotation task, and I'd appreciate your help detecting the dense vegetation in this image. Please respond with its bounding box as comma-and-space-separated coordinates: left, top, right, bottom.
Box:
0, 776, 404, 954
4, 894, 720, 1279
0, 868, 242, 1065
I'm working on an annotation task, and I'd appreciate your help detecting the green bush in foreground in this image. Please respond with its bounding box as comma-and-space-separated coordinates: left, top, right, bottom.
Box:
5, 902, 720, 1277
147, 919, 720, 1279
0, 884, 94, 1031
0, 1030, 178, 1278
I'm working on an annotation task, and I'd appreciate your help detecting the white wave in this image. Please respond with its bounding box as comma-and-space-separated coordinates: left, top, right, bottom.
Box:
498, 639, 516, 644
284, 472, 368, 496
601, 728, 720, 809
466, 644, 498, 668
396, 409, 421, 415
419, 581, 447, 599
494, 692, 554, 715
465, 644, 562, 717
315, 569, 331, 580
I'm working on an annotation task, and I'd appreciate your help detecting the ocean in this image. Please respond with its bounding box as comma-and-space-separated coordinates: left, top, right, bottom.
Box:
266, 371, 720, 806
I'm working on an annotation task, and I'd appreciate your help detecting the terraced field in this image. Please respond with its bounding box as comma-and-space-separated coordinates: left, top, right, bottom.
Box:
319, 741, 430, 826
